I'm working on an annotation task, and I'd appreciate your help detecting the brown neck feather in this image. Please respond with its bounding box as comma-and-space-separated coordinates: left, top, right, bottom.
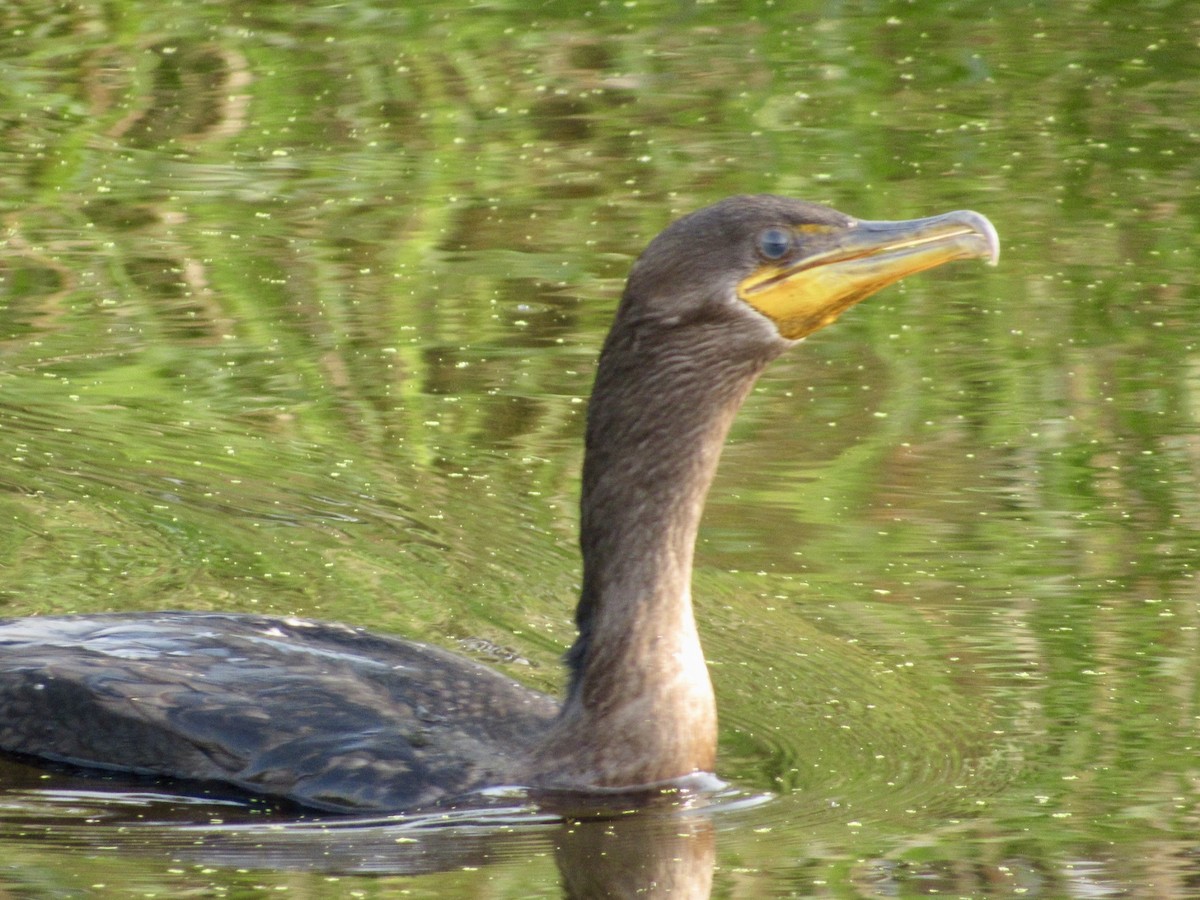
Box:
531, 300, 781, 788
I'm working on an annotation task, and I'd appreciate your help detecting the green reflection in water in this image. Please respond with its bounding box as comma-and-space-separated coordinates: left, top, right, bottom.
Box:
1, 0, 1198, 896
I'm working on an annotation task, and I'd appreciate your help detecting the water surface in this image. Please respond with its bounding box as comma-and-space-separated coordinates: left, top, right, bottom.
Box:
1, 1, 1198, 896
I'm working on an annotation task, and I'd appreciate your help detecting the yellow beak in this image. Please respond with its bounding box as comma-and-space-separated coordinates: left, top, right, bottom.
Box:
737, 210, 999, 340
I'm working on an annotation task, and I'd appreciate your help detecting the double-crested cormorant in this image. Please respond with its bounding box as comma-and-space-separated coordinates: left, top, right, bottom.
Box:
0, 196, 998, 812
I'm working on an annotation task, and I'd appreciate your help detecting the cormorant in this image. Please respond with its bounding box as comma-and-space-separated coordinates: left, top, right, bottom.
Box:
0, 196, 998, 812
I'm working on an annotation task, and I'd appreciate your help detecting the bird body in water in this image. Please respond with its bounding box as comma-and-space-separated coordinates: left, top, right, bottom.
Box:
0, 196, 998, 812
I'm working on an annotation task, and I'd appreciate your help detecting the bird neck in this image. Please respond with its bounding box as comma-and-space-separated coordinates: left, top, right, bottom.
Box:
532, 306, 780, 788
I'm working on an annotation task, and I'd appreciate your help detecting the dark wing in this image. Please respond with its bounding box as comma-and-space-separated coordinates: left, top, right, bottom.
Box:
0, 613, 559, 812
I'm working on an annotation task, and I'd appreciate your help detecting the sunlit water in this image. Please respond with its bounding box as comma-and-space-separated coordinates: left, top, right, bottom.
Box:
1, 2, 1197, 896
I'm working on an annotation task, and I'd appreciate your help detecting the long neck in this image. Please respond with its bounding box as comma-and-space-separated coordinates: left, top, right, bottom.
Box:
533, 301, 781, 788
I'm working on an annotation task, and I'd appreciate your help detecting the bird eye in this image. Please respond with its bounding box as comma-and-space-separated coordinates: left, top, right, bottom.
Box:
757, 227, 792, 260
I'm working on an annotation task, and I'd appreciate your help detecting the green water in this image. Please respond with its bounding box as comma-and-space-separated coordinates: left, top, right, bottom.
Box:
1, 0, 1197, 896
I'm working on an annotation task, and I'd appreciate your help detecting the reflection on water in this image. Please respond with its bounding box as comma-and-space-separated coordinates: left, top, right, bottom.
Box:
2, 0, 1199, 896
1, 761, 726, 895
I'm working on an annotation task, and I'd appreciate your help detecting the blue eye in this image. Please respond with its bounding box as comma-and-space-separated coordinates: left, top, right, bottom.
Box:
757, 227, 792, 260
